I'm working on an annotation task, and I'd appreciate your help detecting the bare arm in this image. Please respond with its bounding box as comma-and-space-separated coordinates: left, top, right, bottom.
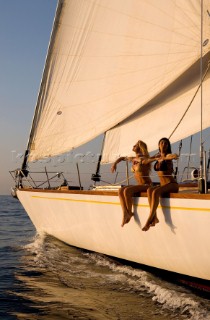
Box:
141, 155, 159, 165
164, 153, 179, 160
149, 153, 178, 163
111, 156, 133, 173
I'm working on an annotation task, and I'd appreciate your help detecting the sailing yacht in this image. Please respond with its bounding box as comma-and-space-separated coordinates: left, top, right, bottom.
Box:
10, 0, 210, 290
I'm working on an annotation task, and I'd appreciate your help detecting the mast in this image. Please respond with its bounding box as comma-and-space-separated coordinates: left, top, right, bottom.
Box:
91, 134, 106, 184
198, 0, 206, 193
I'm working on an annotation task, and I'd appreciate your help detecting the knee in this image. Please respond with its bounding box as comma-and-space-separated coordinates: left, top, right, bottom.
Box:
147, 187, 152, 196
124, 188, 132, 197
147, 186, 156, 197
153, 188, 161, 198
119, 187, 125, 196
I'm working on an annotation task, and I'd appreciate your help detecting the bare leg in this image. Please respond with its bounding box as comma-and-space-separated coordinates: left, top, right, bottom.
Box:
142, 187, 161, 231
124, 188, 133, 216
118, 186, 134, 227
143, 183, 178, 231
121, 186, 134, 227
122, 185, 148, 227
146, 186, 159, 227
118, 186, 128, 213
150, 216, 159, 226
121, 212, 133, 227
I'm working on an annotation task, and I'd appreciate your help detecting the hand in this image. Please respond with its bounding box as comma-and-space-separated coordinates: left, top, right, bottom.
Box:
155, 156, 162, 161
111, 163, 117, 173
173, 153, 179, 160
155, 154, 161, 160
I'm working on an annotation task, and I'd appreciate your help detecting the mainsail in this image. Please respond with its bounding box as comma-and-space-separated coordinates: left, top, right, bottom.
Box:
28, 0, 210, 162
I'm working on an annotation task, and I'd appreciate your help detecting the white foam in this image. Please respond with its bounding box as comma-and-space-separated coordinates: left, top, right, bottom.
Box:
22, 232, 48, 268
84, 252, 210, 319
22, 238, 210, 320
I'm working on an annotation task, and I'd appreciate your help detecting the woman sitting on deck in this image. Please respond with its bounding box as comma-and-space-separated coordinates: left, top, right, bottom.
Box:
111, 140, 152, 227
142, 137, 179, 231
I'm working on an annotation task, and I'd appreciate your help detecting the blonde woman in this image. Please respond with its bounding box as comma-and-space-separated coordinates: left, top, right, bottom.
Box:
111, 140, 152, 227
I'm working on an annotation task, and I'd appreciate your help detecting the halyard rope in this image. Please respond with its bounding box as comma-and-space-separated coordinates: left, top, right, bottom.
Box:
169, 60, 210, 139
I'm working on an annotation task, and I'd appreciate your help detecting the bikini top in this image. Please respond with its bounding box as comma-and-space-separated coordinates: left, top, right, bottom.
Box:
154, 159, 174, 174
154, 160, 168, 172
131, 159, 143, 173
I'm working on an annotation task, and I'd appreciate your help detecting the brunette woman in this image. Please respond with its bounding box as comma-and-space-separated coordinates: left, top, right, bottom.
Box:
142, 137, 179, 231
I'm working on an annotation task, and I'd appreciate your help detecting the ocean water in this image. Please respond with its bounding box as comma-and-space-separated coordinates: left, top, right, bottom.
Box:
1, 195, 210, 320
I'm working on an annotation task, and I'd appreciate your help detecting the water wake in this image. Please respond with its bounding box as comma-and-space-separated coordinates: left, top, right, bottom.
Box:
23, 234, 210, 320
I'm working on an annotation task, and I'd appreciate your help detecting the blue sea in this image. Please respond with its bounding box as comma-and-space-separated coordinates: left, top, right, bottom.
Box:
1, 195, 210, 320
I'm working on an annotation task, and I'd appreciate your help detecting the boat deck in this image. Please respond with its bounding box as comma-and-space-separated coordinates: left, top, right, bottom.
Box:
18, 184, 210, 200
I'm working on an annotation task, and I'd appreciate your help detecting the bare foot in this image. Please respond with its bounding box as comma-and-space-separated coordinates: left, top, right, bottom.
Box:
150, 217, 159, 227
121, 211, 134, 227
142, 223, 150, 231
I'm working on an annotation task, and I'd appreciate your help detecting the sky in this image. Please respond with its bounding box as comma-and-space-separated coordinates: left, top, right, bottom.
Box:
0, 0, 57, 194
1, 1, 210, 195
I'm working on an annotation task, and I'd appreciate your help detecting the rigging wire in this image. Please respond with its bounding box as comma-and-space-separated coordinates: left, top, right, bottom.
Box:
199, 0, 204, 181
174, 139, 182, 181
187, 136, 193, 180
168, 60, 210, 140
200, 0, 204, 148
202, 133, 210, 145
199, 0, 206, 193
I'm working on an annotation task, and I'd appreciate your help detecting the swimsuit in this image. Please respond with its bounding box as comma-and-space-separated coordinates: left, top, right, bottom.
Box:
131, 159, 143, 173
154, 159, 178, 184
154, 160, 168, 171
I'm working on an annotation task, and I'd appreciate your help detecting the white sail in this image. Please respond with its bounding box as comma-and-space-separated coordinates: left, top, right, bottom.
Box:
102, 57, 210, 162
28, 0, 210, 162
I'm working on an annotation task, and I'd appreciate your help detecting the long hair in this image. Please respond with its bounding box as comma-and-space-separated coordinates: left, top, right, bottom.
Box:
137, 140, 151, 171
138, 140, 149, 157
158, 137, 172, 154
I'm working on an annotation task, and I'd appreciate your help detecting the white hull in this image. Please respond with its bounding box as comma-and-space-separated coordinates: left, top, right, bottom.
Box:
17, 189, 210, 282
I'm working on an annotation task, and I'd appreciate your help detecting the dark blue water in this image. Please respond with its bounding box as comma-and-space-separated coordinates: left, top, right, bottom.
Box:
1, 195, 210, 320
